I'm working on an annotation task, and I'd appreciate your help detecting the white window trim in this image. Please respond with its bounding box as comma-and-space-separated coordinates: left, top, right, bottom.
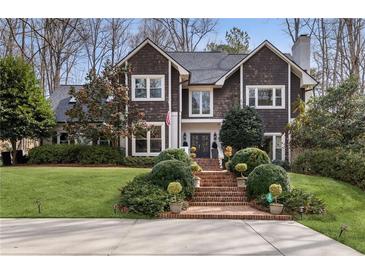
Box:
131, 75, 165, 101
131, 122, 165, 156
57, 131, 70, 145
188, 88, 214, 117
245, 85, 285, 109
264, 133, 285, 161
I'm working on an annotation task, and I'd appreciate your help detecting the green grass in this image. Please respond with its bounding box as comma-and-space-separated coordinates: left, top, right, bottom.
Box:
289, 173, 365, 254
0, 167, 149, 218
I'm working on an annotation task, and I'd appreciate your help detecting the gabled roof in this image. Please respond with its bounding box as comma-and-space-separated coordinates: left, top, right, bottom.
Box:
49, 85, 83, 122
215, 40, 318, 89
168, 52, 246, 84
116, 38, 189, 76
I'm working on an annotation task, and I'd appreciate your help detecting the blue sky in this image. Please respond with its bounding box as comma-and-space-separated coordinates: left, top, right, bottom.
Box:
205, 18, 292, 53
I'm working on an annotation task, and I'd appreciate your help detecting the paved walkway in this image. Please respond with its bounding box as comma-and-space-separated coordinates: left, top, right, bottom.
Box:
0, 218, 361, 255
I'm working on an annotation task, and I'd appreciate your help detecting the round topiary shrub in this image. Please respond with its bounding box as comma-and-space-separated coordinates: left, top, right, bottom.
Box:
150, 160, 194, 197
154, 148, 191, 165
230, 147, 270, 176
246, 164, 289, 199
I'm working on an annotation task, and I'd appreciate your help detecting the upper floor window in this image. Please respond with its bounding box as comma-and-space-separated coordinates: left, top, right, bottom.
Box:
131, 75, 165, 101
189, 90, 213, 117
246, 85, 285, 109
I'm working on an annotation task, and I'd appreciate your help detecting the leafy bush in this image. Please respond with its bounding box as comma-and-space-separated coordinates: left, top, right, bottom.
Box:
269, 184, 282, 201
235, 163, 247, 177
219, 106, 264, 151
150, 160, 194, 197
292, 148, 365, 190
191, 161, 202, 173
272, 159, 291, 171
28, 144, 124, 164
257, 189, 326, 215
123, 156, 155, 167
119, 175, 169, 217
230, 147, 270, 176
167, 182, 183, 195
155, 148, 191, 165
246, 164, 289, 199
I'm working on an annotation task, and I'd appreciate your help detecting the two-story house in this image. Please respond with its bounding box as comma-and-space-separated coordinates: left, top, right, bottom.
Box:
49, 35, 317, 162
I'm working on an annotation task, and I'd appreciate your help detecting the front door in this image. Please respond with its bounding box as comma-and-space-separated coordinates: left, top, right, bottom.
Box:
191, 133, 210, 158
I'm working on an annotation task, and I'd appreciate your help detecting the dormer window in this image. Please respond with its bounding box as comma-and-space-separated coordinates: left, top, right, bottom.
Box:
131, 75, 165, 101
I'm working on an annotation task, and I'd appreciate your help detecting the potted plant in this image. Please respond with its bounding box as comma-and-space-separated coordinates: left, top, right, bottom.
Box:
191, 161, 202, 187
167, 182, 183, 213
190, 146, 197, 159
211, 142, 218, 159
235, 163, 247, 187
269, 184, 284, 215
224, 146, 233, 170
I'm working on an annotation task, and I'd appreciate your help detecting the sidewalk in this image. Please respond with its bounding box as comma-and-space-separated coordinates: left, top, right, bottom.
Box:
0, 218, 361, 255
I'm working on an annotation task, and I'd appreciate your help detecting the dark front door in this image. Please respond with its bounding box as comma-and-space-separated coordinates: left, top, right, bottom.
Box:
191, 133, 210, 158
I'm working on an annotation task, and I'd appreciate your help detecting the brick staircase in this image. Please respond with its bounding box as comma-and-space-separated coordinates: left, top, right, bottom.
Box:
160, 169, 292, 221
194, 158, 221, 171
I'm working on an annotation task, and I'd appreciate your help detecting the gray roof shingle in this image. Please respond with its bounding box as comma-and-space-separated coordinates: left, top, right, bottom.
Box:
168, 52, 247, 84
50, 85, 83, 122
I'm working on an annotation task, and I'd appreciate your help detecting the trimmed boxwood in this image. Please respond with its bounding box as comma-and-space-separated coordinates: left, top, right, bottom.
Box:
230, 147, 270, 176
123, 156, 155, 167
292, 148, 365, 190
28, 144, 124, 164
150, 159, 194, 198
119, 174, 169, 217
246, 164, 289, 199
154, 148, 191, 165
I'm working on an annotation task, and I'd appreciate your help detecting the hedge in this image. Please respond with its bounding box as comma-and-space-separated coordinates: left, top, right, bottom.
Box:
246, 164, 290, 199
292, 148, 365, 190
28, 144, 124, 164
123, 156, 155, 167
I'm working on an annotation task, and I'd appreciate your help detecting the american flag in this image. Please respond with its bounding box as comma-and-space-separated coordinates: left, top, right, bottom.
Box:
165, 111, 171, 126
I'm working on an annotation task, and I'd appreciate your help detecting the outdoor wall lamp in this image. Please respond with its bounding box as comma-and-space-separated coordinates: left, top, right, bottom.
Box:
213, 132, 217, 141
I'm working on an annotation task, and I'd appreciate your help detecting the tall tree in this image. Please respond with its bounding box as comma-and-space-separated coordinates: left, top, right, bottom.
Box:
206, 27, 250, 54
64, 62, 146, 147
0, 56, 56, 163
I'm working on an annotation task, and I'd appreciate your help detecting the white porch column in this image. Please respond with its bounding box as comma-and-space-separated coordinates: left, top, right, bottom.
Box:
171, 111, 178, 148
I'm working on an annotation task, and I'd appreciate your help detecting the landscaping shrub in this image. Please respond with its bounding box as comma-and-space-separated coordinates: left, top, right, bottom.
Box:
219, 106, 264, 151
150, 160, 194, 197
230, 147, 270, 176
28, 144, 124, 164
246, 164, 289, 199
272, 159, 291, 171
123, 156, 155, 167
257, 189, 326, 215
119, 174, 169, 217
292, 148, 365, 190
154, 148, 191, 165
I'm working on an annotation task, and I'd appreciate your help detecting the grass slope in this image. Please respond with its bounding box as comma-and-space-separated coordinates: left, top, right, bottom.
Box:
290, 173, 365, 254
0, 167, 149, 218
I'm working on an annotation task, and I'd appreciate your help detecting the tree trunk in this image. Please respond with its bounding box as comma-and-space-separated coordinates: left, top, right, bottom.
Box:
10, 138, 17, 165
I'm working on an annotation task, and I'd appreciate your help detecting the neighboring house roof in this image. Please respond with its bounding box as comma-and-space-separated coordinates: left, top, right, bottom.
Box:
49, 85, 83, 122
167, 52, 246, 84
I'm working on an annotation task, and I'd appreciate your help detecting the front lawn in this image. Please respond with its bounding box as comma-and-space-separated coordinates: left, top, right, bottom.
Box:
0, 167, 149, 218
290, 173, 365, 254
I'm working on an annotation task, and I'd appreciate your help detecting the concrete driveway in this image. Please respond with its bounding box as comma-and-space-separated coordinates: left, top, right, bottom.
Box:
0, 218, 361, 255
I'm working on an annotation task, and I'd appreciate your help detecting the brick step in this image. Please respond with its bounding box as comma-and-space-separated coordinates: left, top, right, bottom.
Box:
198, 175, 235, 178
194, 191, 245, 197
189, 201, 249, 206
191, 196, 247, 202
195, 187, 245, 192
200, 179, 236, 182
200, 183, 237, 187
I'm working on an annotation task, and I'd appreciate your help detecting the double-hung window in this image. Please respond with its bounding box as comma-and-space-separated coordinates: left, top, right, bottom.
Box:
262, 133, 285, 161
132, 75, 165, 101
132, 122, 165, 156
246, 85, 285, 109
189, 90, 213, 117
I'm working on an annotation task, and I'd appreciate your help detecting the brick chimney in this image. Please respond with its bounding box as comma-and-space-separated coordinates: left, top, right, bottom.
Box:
292, 34, 310, 71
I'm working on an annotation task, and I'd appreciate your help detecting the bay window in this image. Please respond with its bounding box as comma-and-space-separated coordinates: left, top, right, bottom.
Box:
189, 90, 213, 117
132, 75, 165, 101
246, 85, 285, 109
132, 122, 165, 156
